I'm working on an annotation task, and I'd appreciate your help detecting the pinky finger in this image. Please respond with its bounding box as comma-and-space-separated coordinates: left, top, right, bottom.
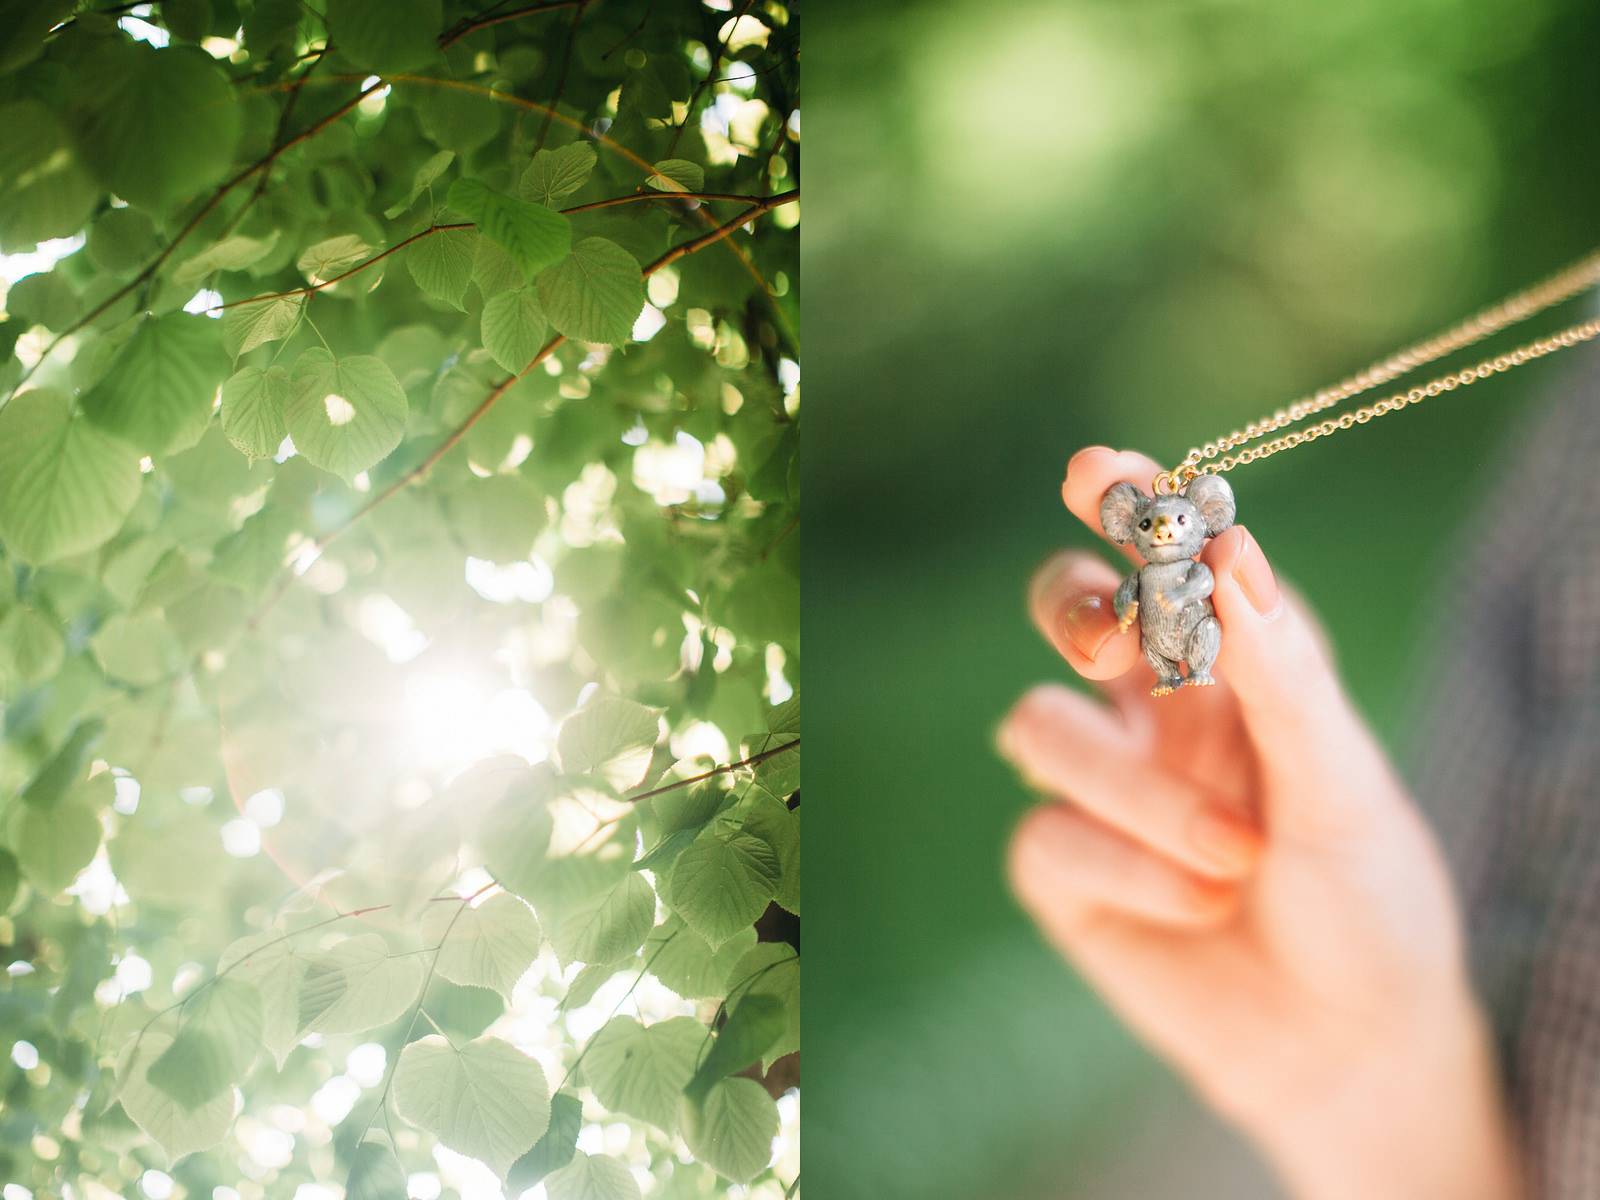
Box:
1009, 804, 1241, 931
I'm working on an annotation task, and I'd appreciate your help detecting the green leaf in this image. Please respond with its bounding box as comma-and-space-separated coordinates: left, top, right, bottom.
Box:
663, 830, 779, 948
480, 287, 549, 373
19, 719, 101, 810
0, 100, 97, 250
0, 848, 20, 914
646, 159, 705, 194
163, 0, 213, 41
393, 1035, 550, 1179
325, 0, 442, 73
285, 347, 408, 478
447, 179, 571, 282
536, 237, 645, 346
12, 797, 100, 893
0, 605, 64, 687
680, 1077, 778, 1184
347, 1138, 408, 1200
82, 314, 230, 456
424, 893, 542, 1001
480, 785, 557, 904
221, 365, 290, 459
684, 993, 783, 1103
545, 1152, 642, 1200
739, 794, 800, 915
547, 871, 656, 967
473, 234, 524, 298
644, 918, 756, 1000
557, 696, 660, 791
147, 977, 264, 1108
724, 944, 799, 1068
222, 294, 304, 359
242, 0, 300, 56
116, 1032, 236, 1163
300, 933, 425, 1036
385, 149, 455, 218
297, 234, 375, 287
7, 270, 78, 331
519, 143, 597, 207
444, 473, 546, 561
583, 1015, 702, 1133
508, 1091, 583, 1188
173, 232, 280, 287
66, 42, 241, 208
407, 227, 476, 310
91, 611, 185, 685
217, 932, 317, 1066
87, 208, 160, 273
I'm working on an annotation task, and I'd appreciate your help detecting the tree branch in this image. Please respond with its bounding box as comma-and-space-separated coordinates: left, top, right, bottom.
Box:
668, 0, 755, 157
7, 77, 384, 399
246, 186, 797, 627
440, 0, 584, 47
211, 191, 787, 314
625, 738, 799, 805
211, 223, 473, 310
531, 0, 588, 155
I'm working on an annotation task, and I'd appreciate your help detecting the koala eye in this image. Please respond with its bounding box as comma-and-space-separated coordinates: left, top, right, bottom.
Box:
1176, 514, 1187, 525
1138, 518, 1151, 531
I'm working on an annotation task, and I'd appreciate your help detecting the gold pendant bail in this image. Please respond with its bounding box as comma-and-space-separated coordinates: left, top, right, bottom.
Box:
1153, 465, 1196, 495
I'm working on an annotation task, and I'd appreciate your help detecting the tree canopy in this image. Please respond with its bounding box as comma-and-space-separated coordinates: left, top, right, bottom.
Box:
0, 0, 799, 1195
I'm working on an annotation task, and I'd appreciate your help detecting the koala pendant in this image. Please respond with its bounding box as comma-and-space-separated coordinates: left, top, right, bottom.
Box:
1098, 475, 1237, 697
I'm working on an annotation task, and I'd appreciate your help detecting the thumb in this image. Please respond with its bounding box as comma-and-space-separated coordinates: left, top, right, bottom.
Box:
1203, 525, 1403, 832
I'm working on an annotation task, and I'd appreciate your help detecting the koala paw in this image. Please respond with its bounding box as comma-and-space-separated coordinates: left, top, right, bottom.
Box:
1184, 672, 1216, 688
1149, 679, 1180, 697
1116, 601, 1139, 633
1153, 591, 1178, 614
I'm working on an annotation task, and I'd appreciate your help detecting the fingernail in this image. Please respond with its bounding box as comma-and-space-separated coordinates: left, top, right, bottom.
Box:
1063, 595, 1118, 660
1188, 808, 1263, 874
1065, 445, 1114, 481
1233, 528, 1280, 616
995, 720, 1021, 763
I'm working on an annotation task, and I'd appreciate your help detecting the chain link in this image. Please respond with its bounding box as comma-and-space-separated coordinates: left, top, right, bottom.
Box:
1159, 248, 1600, 491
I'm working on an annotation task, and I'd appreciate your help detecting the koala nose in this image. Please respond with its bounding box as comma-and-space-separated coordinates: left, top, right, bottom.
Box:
1150, 515, 1176, 544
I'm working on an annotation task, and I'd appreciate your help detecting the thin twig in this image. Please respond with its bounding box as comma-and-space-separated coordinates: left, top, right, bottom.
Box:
353, 880, 499, 1144
211, 223, 473, 310
441, 0, 583, 47
246, 188, 797, 627
210, 190, 781, 313
7, 78, 383, 399
531, 0, 588, 155
667, 0, 755, 157
556, 931, 679, 1091
626, 739, 799, 805
641, 189, 796, 275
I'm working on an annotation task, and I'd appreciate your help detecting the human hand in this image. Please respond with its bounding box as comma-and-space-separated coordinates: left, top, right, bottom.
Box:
997, 447, 1521, 1200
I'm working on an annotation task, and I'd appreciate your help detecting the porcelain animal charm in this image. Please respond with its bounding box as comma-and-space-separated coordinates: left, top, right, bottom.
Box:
1099, 475, 1237, 696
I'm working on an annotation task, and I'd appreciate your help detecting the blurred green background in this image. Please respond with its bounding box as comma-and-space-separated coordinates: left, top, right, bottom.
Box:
804, 1, 1600, 1197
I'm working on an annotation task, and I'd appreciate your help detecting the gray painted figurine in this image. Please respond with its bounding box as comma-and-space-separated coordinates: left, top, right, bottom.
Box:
1099, 476, 1237, 695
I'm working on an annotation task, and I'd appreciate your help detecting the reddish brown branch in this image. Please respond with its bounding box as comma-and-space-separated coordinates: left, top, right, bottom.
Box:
440, 0, 584, 47
668, 0, 755, 157
212, 223, 473, 310
246, 190, 796, 627
626, 739, 799, 804
532, 0, 588, 154
9, 77, 384, 396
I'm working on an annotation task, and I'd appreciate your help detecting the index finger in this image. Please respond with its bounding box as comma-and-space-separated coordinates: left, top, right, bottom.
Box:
1061, 446, 1168, 564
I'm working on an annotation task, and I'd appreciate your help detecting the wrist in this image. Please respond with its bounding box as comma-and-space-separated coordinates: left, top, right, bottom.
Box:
1245, 990, 1521, 1200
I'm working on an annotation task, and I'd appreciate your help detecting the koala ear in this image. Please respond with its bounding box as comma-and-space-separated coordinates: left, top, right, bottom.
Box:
1185, 474, 1236, 536
1098, 482, 1145, 544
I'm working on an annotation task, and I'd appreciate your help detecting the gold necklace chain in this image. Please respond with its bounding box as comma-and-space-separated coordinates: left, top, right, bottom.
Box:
1155, 247, 1600, 494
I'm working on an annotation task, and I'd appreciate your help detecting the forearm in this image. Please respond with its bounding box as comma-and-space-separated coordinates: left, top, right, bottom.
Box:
1252, 993, 1521, 1200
